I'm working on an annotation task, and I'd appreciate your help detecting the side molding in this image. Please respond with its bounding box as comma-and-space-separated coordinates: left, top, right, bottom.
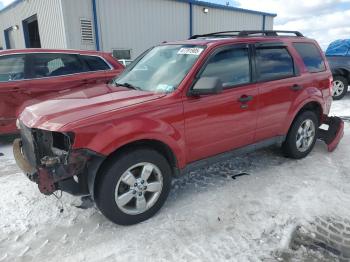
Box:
180, 136, 285, 175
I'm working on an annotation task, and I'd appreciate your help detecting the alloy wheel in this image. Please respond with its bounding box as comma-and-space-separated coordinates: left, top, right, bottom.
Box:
296, 119, 316, 153
333, 80, 345, 97
115, 162, 163, 215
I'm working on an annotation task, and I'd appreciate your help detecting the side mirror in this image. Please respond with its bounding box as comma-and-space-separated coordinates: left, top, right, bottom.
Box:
190, 77, 223, 96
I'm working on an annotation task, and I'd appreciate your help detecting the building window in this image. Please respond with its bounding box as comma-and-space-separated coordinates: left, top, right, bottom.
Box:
112, 49, 132, 60
80, 18, 94, 45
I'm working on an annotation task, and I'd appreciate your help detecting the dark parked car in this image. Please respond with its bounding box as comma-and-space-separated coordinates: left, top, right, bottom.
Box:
0, 49, 124, 135
326, 39, 350, 100
14, 31, 343, 225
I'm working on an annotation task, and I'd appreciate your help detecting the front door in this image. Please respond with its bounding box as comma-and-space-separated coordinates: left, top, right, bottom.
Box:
183, 45, 258, 163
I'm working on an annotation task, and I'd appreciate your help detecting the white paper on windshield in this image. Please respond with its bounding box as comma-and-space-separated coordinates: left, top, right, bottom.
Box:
177, 48, 204, 56
156, 84, 175, 93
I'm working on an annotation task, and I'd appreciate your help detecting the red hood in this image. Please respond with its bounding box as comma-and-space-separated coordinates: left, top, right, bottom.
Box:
19, 84, 165, 131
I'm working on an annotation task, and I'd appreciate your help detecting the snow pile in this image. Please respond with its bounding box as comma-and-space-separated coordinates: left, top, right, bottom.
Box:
0, 99, 349, 261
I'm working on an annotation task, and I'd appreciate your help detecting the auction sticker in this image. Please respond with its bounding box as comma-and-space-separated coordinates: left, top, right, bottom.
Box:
177, 47, 204, 56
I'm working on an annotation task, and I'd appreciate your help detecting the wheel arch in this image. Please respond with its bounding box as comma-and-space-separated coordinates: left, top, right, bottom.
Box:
285, 101, 323, 136
333, 68, 350, 82
89, 138, 180, 200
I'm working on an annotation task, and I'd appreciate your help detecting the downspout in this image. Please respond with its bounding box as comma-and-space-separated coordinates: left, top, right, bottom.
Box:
262, 15, 266, 30
92, 0, 100, 51
189, 2, 193, 38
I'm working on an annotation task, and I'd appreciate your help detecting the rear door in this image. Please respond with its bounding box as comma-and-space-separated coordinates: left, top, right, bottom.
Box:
184, 44, 258, 162
254, 43, 300, 142
0, 53, 28, 133
292, 42, 330, 104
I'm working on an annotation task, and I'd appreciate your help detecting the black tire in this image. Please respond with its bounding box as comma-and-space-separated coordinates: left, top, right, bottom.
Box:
96, 148, 172, 225
332, 75, 348, 100
282, 111, 319, 159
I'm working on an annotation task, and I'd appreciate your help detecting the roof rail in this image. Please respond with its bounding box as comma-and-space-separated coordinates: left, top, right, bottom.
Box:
189, 31, 241, 39
238, 30, 304, 37
189, 30, 304, 39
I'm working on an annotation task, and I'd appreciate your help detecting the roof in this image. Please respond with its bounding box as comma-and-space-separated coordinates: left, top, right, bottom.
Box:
162, 34, 313, 47
0, 0, 277, 17
0, 48, 111, 55
175, 0, 277, 17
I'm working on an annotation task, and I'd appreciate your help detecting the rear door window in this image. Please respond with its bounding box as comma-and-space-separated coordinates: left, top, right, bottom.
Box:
256, 47, 295, 81
201, 47, 251, 88
293, 43, 326, 73
29, 53, 86, 79
0, 54, 26, 82
80, 55, 111, 71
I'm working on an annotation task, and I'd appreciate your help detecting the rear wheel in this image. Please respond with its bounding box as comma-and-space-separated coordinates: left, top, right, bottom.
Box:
332, 76, 348, 100
96, 148, 172, 225
283, 111, 319, 159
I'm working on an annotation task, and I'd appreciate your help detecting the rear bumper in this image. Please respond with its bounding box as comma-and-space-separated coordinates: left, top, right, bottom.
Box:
13, 138, 105, 195
319, 116, 344, 152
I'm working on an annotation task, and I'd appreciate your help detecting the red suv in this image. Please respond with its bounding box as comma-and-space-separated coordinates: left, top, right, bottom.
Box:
13, 31, 344, 225
0, 49, 124, 135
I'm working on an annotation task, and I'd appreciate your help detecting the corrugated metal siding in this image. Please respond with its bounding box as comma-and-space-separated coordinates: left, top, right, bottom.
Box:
264, 16, 274, 30
96, 0, 190, 59
0, 0, 274, 52
61, 0, 95, 50
0, 0, 67, 49
193, 5, 266, 34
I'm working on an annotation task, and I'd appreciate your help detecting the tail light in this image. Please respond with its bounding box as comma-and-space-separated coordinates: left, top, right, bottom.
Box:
329, 75, 333, 94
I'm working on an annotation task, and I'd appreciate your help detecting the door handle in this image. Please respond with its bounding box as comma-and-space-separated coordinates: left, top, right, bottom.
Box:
239, 95, 253, 103
291, 84, 303, 91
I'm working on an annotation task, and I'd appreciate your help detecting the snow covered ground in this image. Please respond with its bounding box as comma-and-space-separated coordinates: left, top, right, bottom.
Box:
1, 98, 350, 262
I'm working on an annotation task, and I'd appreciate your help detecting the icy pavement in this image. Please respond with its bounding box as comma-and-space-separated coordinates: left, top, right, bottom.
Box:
1, 99, 350, 262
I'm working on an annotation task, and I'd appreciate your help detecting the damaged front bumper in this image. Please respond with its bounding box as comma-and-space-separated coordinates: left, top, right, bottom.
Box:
319, 116, 344, 152
13, 138, 105, 195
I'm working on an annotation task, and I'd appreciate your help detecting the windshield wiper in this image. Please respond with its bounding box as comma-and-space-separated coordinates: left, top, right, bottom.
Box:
115, 82, 141, 90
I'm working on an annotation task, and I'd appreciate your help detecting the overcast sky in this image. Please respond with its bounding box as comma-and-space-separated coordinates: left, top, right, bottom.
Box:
1, 0, 349, 49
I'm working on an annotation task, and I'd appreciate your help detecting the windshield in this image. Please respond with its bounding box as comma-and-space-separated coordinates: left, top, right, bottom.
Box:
114, 45, 205, 93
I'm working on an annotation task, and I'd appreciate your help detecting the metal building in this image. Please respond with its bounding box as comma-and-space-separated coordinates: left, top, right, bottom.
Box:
0, 0, 276, 59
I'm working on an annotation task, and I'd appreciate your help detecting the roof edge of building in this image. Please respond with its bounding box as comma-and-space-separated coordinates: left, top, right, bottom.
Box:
0, 0, 24, 14
175, 0, 277, 17
0, 0, 277, 18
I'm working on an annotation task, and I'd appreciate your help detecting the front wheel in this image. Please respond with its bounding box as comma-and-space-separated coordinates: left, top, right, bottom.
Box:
96, 148, 172, 225
332, 76, 348, 100
282, 111, 319, 159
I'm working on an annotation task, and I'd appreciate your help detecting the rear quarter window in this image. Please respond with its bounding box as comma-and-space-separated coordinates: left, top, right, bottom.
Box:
80, 55, 111, 71
293, 43, 326, 73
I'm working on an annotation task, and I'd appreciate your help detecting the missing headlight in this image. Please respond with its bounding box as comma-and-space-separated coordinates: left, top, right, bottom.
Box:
52, 132, 74, 152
